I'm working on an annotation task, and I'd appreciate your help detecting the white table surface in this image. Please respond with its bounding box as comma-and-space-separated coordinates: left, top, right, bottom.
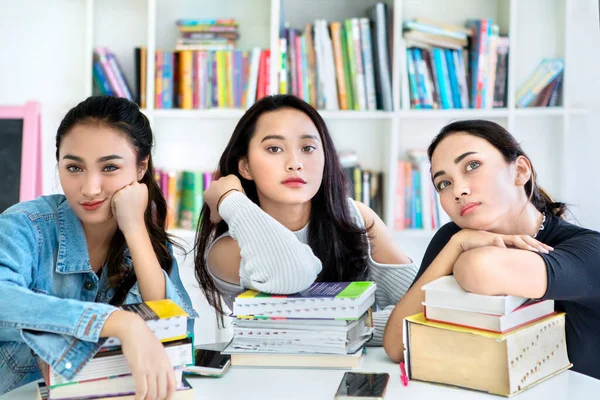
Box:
3, 347, 598, 400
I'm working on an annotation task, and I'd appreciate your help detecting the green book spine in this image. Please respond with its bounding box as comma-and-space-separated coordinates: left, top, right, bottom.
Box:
179, 171, 197, 230
344, 19, 358, 110
192, 172, 204, 229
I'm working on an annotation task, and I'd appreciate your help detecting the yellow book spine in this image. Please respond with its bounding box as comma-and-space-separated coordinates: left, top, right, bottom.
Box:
146, 299, 188, 319
217, 50, 226, 108
180, 50, 193, 109
226, 50, 234, 108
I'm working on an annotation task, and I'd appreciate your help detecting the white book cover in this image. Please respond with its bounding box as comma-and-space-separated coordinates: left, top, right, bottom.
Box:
245, 47, 262, 109
424, 299, 555, 333
422, 275, 528, 315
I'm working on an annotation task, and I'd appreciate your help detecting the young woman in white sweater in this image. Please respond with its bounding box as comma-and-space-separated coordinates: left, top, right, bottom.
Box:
193, 95, 418, 344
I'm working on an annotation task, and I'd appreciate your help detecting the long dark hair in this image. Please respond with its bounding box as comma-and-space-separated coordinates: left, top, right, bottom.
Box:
194, 95, 370, 317
56, 95, 179, 305
427, 119, 567, 217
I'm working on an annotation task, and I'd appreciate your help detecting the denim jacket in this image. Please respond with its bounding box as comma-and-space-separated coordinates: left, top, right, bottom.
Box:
0, 195, 198, 394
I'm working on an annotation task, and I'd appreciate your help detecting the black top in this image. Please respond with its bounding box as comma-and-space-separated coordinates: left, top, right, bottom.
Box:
413, 214, 600, 380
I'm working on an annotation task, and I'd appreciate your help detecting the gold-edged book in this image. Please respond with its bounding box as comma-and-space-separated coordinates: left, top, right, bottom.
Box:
404, 312, 571, 397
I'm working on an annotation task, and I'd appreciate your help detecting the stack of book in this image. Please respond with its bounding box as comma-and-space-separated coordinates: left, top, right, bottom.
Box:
403, 276, 571, 396
175, 19, 239, 51
37, 300, 195, 400
223, 282, 377, 369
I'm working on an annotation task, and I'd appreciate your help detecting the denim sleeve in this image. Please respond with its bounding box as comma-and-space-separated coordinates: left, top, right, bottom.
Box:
0, 211, 119, 380
124, 242, 198, 331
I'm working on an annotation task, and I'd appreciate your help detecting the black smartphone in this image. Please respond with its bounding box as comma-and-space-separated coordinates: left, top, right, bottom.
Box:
334, 372, 390, 400
183, 348, 231, 377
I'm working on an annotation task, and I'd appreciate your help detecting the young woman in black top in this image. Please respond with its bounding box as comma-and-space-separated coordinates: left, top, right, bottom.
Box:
383, 120, 600, 380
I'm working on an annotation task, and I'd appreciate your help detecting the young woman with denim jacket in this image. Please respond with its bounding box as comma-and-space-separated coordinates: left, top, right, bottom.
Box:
0, 96, 197, 398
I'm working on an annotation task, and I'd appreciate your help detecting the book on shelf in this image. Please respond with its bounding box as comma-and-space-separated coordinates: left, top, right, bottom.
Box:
339, 151, 384, 218
278, 2, 393, 111
232, 281, 376, 320
37, 376, 194, 400
155, 168, 213, 230
422, 275, 528, 315
101, 299, 189, 349
424, 299, 556, 333
92, 47, 134, 102
404, 312, 571, 396
394, 151, 450, 231
516, 59, 564, 108
403, 17, 510, 110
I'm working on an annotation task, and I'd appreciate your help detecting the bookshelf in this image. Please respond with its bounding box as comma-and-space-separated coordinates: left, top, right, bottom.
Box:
84, 0, 588, 258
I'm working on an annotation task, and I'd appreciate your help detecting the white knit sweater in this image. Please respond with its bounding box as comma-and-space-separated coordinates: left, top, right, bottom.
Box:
207, 191, 419, 345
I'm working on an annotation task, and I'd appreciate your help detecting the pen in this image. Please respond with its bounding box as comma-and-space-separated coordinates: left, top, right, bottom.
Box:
400, 362, 409, 387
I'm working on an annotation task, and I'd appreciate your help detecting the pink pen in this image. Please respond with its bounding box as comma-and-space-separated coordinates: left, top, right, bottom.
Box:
400, 362, 409, 386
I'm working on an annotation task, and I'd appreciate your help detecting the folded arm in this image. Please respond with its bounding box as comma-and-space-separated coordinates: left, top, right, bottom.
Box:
207, 191, 322, 294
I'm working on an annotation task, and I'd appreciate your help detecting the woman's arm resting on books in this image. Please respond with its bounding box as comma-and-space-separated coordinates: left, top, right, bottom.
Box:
207, 191, 322, 294
383, 234, 463, 362
380, 228, 545, 362
453, 247, 547, 299
101, 311, 177, 400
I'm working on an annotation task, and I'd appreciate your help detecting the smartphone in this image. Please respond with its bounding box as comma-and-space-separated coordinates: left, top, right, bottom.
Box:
183, 348, 231, 377
334, 372, 390, 400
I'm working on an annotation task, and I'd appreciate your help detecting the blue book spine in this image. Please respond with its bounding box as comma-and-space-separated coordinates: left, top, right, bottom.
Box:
413, 169, 422, 229
413, 48, 431, 109
432, 49, 449, 109
406, 49, 421, 109
93, 61, 114, 96
164, 52, 175, 109
445, 49, 462, 108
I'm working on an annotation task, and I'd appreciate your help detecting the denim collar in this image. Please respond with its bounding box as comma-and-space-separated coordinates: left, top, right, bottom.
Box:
55, 200, 93, 274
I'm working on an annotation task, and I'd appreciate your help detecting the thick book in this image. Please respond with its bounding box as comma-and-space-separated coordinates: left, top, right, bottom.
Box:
45, 369, 183, 400
424, 299, 556, 333
232, 282, 376, 319
37, 376, 194, 400
422, 275, 528, 315
41, 337, 193, 388
228, 347, 364, 369
404, 313, 571, 397
102, 299, 189, 348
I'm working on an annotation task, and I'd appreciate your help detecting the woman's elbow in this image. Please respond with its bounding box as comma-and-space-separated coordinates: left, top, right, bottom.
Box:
454, 249, 495, 295
383, 335, 404, 363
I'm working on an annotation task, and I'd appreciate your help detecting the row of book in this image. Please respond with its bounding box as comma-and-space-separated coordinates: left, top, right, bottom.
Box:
393, 151, 451, 231
404, 18, 509, 109
278, 2, 393, 111
340, 152, 384, 218
406, 275, 570, 396
174, 18, 239, 52
156, 169, 213, 231
38, 300, 194, 400
224, 281, 376, 368
134, 48, 271, 110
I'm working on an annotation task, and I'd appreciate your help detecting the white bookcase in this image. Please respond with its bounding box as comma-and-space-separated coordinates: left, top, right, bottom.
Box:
84, 0, 589, 263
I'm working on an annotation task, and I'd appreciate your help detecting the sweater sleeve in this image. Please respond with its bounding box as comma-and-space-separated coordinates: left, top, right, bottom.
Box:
215, 191, 322, 294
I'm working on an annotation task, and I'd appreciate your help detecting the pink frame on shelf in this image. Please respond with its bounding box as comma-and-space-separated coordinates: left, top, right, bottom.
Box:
0, 101, 42, 202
